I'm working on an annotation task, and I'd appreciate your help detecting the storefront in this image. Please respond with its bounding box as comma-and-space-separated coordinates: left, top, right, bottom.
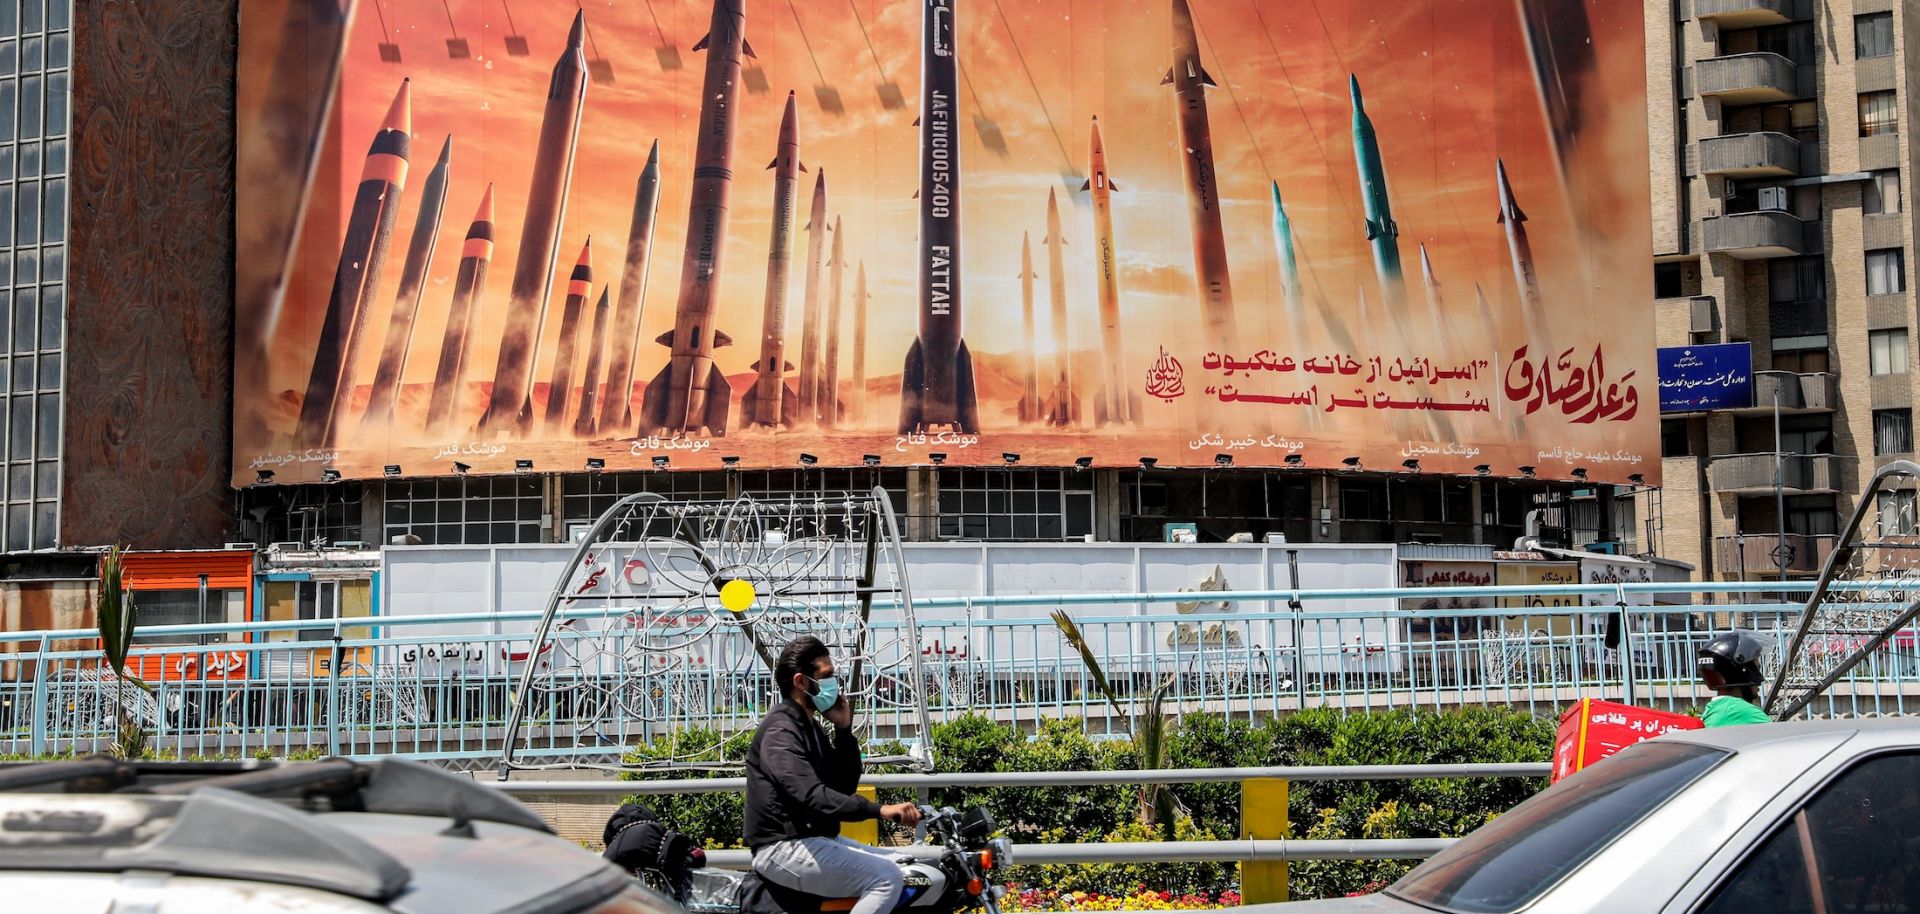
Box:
255, 547, 380, 679
119, 550, 255, 681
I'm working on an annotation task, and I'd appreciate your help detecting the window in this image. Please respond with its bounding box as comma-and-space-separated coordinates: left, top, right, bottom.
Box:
1701, 752, 1920, 912
1785, 495, 1837, 537
1662, 419, 1692, 458
131, 585, 246, 646
1864, 170, 1902, 215
1770, 346, 1830, 374
383, 476, 544, 545
1855, 12, 1894, 59
1654, 262, 1686, 299
1754, 22, 1816, 64
1876, 409, 1913, 455
1867, 248, 1906, 295
1741, 414, 1833, 455
1870, 328, 1909, 375
1768, 256, 1826, 341
559, 470, 729, 533
1860, 91, 1898, 137
1389, 743, 1725, 914
934, 469, 1093, 541
1878, 489, 1917, 537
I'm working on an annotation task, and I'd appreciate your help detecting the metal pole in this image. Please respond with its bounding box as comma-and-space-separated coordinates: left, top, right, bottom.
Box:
1775, 389, 1789, 600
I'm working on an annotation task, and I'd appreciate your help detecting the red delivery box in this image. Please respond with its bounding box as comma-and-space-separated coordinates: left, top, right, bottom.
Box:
1552, 699, 1703, 783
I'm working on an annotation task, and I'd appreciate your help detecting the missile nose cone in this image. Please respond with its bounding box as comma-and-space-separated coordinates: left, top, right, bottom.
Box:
436, 134, 453, 166
568, 10, 586, 48
477, 183, 495, 222
578, 236, 593, 269
1348, 74, 1363, 111
644, 139, 661, 170
1270, 181, 1282, 205
382, 78, 412, 135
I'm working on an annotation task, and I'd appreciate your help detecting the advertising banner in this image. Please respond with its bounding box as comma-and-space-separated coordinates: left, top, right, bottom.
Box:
1657, 343, 1754, 412
234, 0, 1654, 485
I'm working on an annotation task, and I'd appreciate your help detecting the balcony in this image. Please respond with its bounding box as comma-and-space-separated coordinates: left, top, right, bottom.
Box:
1707, 453, 1839, 495
1695, 0, 1791, 26
1713, 533, 1837, 577
1699, 132, 1800, 179
1722, 371, 1837, 413
1702, 210, 1808, 259
1696, 53, 1799, 105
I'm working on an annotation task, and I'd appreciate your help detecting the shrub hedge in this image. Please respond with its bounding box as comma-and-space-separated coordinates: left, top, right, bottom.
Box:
623, 706, 1555, 900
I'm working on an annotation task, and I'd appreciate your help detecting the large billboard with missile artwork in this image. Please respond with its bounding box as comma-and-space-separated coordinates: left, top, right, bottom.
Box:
234, 0, 1655, 485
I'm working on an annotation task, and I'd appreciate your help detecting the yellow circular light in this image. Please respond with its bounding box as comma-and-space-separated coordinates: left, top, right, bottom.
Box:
719, 579, 756, 613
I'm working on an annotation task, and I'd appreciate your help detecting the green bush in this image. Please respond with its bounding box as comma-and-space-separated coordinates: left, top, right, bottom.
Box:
621, 726, 754, 849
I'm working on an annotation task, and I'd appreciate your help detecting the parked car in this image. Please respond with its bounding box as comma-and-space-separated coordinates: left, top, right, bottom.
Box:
1250, 718, 1920, 912
0, 755, 678, 914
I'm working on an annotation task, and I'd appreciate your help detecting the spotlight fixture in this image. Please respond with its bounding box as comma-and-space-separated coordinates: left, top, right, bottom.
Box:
1474, 464, 1491, 476
585, 457, 605, 471
514, 459, 534, 474
1214, 453, 1233, 468
863, 454, 882, 467
798, 453, 819, 467
929, 452, 948, 465
1139, 456, 1158, 469
1402, 459, 1420, 472
1073, 456, 1093, 470
1571, 467, 1590, 481
1002, 452, 1020, 465
721, 455, 741, 468
1518, 465, 1537, 478
383, 465, 401, 478
1283, 454, 1304, 467
321, 468, 342, 483
453, 462, 471, 475
652, 455, 670, 470
1629, 473, 1646, 486
255, 469, 275, 485
1341, 456, 1361, 469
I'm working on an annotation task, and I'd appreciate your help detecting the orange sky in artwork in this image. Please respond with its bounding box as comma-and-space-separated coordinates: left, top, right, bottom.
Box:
244, 0, 1656, 482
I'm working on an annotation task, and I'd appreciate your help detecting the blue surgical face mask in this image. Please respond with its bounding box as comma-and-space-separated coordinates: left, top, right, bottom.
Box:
809, 675, 841, 713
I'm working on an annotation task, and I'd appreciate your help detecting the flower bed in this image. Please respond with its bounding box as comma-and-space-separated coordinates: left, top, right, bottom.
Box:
1004, 887, 1243, 912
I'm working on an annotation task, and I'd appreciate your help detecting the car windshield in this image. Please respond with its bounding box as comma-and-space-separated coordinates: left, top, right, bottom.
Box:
1387, 742, 1727, 914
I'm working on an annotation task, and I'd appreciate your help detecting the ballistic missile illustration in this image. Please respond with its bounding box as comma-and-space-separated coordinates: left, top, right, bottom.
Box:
796, 170, 828, 424
295, 79, 411, 449
1270, 183, 1306, 344
822, 216, 848, 427
1017, 233, 1042, 423
573, 288, 613, 435
1418, 244, 1450, 349
639, 0, 752, 436
1496, 158, 1544, 344
426, 185, 496, 434
1517, 0, 1598, 188
480, 13, 589, 435
1164, 0, 1237, 355
597, 141, 662, 435
1350, 75, 1406, 322
1084, 116, 1134, 427
363, 135, 452, 432
1041, 188, 1077, 427
850, 261, 870, 425
898, 0, 979, 434
544, 240, 595, 428
744, 94, 804, 429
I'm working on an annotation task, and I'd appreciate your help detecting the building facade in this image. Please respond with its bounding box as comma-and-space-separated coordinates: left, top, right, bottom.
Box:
1648, 0, 1918, 581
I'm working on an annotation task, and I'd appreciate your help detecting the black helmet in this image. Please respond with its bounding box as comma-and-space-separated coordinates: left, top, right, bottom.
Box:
1697, 631, 1768, 688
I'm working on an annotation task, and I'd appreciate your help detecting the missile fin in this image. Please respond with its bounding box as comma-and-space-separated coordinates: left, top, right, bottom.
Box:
1161, 68, 1174, 86
799, 161, 808, 173
703, 365, 733, 436
743, 39, 756, 59
713, 330, 734, 348
897, 338, 926, 434
1199, 67, 1218, 87
638, 363, 673, 433
1365, 219, 1382, 241
1109, 179, 1119, 192
1080, 179, 1092, 192
655, 330, 675, 347
692, 33, 710, 52
784, 360, 795, 372
768, 158, 777, 170
955, 341, 981, 433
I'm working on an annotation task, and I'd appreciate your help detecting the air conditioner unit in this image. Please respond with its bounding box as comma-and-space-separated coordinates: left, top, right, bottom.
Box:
1756, 186, 1788, 212
1690, 296, 1719, 334
223, 542, 257, 551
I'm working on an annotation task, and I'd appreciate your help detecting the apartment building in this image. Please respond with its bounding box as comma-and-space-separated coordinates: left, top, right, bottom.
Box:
1648, 0, 1917, 581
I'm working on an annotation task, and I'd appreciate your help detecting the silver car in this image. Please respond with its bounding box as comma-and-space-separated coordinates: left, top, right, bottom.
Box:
1258, 718, 1920, 912
0, 756, 680, 914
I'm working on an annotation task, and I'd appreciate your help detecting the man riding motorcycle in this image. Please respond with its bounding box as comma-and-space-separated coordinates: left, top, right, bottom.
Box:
745, 637, 923, 914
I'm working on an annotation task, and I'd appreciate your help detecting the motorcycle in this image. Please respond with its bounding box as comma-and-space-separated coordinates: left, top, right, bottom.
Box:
608, 805, 1011, 914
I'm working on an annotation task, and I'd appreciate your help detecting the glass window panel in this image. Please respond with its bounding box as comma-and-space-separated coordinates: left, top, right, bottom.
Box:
0, 291, 11, 353
44, 72, 61, 134
9, 357, 27, 392
41, 178, 58, 242
19, 75, 39, 139
47, 1, 65, 31
1865, 171, 1901, 215
0, 80, 15, 143
0, 41, 15, 77
1870, 328, 1908, 375
20, 37, 38, 72
4, 397, 22, 457
1861, 91, 1899, 137
0, 184, 13, 248
1868, 249, 1907, 295
38, 283, 56, 348
1855, 12, 1894, 59
19, 142, 39, 179
20, 3, 39, 35
42, 138, 59, 176
15, 247, 35, 284
1876, 409, 1913, 455
988, 515, 1012, 540
0, 146, 13, 182
40, 245, 60, 281
0, 6, 16, 39
6, 504, 25, 548
33, 459, 53, 498
12, 287, 31, 351
30, 500, 50, 549
34, 352, 54, 389
45, 32, 62, 68
13, 180, 34, 242
34, 392, 54, 458
6, 464, 24, 502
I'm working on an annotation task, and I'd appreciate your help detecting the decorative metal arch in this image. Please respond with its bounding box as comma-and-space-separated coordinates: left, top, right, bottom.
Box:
496, 487, 935, 775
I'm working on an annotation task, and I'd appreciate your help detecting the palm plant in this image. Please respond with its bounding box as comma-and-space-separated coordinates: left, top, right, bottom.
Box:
96, 546, 151, 758
1051, 610, 1180, 835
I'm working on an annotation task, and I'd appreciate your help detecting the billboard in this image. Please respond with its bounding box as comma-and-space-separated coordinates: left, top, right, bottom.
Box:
234, 0, 1655, 486
1657, 343, 1754, 412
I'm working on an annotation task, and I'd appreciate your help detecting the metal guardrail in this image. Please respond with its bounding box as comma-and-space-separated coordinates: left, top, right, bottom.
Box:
488, 763, 1552, 794
699, 838, 1456, 869
8, 580, 1903, 763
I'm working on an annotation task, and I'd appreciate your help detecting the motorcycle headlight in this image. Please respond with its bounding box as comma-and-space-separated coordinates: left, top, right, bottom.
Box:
987, 838, 1013, 869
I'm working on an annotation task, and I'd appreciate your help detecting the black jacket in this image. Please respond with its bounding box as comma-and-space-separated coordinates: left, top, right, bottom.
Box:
744, 701, 881, 851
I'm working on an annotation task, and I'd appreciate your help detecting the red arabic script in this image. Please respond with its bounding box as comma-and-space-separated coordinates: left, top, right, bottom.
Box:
1503, 343, 1640, 424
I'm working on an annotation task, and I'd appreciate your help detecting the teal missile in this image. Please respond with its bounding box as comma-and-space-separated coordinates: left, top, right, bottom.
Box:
1349, 75, 1405, 314
1269, 182, 1305, 342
